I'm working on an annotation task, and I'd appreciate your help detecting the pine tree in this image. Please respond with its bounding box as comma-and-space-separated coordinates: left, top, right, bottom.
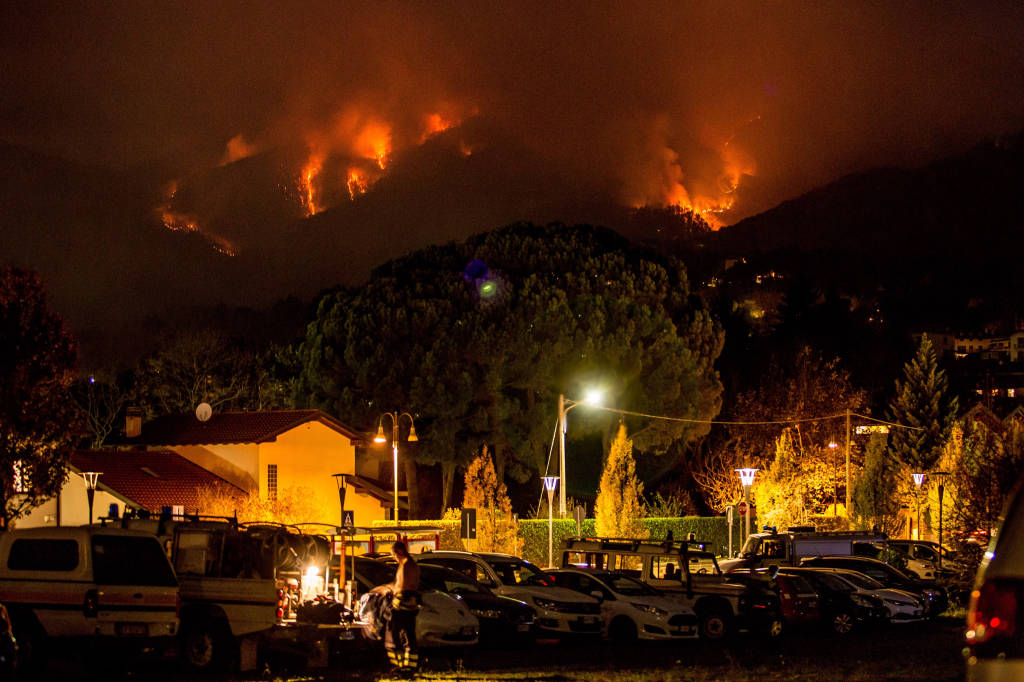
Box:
852, 434, 901, 534
462, 446, 519, 553
594, 423, 647, 538
888, 336, 959, 472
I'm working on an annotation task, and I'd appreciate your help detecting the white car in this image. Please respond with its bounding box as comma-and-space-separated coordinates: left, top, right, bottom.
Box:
888, 540, 966, 580
819, 568, 926, 622
419, 551, 602, 637
966, 473, 1024, 680
352, 557, 479, 648
546, 568, 698, 641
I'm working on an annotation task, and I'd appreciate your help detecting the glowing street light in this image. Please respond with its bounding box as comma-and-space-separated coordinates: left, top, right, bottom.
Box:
736, 468, 758, 544
542, 476, 559, 568
82, 471, 102, 525
557, 390, 603, 517
373, 412, 418, 521
912, 472, 925, 539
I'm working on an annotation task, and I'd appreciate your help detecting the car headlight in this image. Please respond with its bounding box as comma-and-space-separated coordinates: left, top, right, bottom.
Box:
470, 608, 504, 620
850, 594, 874, 608
534, 598, 558, 611
630, 603, 668, 616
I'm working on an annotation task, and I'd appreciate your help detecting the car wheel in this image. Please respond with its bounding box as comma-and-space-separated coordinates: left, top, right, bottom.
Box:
698, 610, 730, 641
831, 611, 855, 635
609, 616, 638, 642
182, 620, 233, 672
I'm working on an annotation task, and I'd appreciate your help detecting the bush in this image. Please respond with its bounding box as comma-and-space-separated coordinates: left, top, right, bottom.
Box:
377, 514, 754, 565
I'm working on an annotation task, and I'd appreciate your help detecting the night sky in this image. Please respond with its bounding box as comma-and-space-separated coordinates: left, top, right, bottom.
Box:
3, 2, 1024, 337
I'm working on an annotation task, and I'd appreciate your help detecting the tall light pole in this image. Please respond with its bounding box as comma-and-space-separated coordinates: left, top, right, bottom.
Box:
542, 476, 559, 568
931, 471, 949, 574
912, 472, 925, 540
374, 412, 418, 521
828, 442, 840, 515
82, 471, 102, 525
736, 468, 758, 545
557, 390, 602, 518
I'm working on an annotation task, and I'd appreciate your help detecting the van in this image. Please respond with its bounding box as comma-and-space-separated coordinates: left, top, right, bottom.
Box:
719, 528, 889, 573
0, 526, 179, 667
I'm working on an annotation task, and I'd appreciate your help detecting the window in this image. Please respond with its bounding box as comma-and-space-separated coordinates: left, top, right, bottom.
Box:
651, 555, 681, 580
93, 535, 177, 586
615, 554, 643, 577
267, 464, 278, 501
8, 538, 79, 571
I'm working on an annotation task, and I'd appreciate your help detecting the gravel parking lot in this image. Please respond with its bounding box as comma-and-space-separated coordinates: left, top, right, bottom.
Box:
43, 617, 965, 681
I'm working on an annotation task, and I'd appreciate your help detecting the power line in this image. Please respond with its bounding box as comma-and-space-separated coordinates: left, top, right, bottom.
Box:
582, 404, 924, 431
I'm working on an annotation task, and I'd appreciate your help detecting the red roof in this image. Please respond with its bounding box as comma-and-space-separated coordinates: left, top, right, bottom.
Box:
117, 409, 363, 446
69, 449, 245, 512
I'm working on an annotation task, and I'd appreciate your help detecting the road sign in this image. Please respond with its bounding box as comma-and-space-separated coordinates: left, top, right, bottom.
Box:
343, 510, 355, 528
461, 508, 477, 540
738, 501, 748, 516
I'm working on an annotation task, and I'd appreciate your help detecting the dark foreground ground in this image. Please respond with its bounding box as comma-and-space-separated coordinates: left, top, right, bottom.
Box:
34, 618, 966, 682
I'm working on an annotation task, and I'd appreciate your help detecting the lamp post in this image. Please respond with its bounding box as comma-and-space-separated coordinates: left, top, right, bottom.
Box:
931, 471, 950, 574
912, 473, 925, 540
736, 468, 758, 545
374, 412, 418, 521
556, 390, 602, 518
82, 471, 102, 525
542, 476, 559, 568
828, 442, 840, 515
332, 473, 348, 528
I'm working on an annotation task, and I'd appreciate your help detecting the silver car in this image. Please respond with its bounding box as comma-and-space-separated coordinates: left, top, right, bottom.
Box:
965, 475, 1024, 680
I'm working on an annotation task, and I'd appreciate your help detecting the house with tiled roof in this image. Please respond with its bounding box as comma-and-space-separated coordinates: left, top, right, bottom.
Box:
111, 408, 398, 526
16, 449, 245, 528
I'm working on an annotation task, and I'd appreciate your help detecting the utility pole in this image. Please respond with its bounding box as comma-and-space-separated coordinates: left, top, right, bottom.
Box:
845, 408, 852, 520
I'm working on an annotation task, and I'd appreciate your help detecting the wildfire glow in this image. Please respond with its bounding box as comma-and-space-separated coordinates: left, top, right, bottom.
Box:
220, 134, 258, 165
347, 169, 369, 200
158, 181, 237, 256
421, 113, 455, 142
301, 153, 324, 216
353, 122, 391, 170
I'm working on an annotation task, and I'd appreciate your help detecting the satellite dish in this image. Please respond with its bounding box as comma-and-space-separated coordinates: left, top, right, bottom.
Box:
195, 402, 213, 423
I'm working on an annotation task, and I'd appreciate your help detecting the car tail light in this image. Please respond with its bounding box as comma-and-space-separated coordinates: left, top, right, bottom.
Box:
276, 589, 285, 621
967, 581, 1017, 644
83, 589, 99, 618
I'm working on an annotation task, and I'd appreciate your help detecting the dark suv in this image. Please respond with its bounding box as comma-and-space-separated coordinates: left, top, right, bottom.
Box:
800, 556, 948, 617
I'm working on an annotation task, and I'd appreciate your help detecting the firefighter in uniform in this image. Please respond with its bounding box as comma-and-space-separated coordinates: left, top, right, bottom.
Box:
373, 540, 421, 672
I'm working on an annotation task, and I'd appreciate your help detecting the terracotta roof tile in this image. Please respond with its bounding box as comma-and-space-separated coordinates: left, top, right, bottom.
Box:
113, 409, 364, 446
69, 449, 245, 512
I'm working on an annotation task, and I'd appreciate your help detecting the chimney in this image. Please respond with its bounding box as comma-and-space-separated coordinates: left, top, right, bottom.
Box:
126, 406, 143, 439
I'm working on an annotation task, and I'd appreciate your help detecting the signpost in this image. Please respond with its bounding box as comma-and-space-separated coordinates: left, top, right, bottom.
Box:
726, 505, 735, 557
574, 505, 585, 537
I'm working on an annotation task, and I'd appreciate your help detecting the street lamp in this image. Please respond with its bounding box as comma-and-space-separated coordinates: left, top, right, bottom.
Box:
931, 471, 950, 574
828, 442, 840, 515
736, 468, 758, 545
332, 473, 348, 528
374, 412, 418, 521
557, 390, 603, 517
542, 476, 559, 568
82, 471, 102, 525
912, 472, 925, 540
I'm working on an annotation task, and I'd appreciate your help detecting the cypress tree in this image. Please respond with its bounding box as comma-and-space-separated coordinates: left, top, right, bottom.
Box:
594, 423, 647, 538
888, 336, 959, 472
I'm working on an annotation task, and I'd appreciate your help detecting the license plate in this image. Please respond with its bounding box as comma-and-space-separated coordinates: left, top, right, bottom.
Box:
674, 627, 694, 635
116, 623, 147, 637
578, 616, 597, 624
517, 623, 531, 632
461, 626, 476, 636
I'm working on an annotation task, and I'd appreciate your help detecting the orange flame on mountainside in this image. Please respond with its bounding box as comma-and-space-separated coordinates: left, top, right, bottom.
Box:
158, 181, 237, 256
421, 112, 455, 142
347, 169, 369, 200
301, 153, 324, 216
351, 120, 391, 170
220, 134, 258, 165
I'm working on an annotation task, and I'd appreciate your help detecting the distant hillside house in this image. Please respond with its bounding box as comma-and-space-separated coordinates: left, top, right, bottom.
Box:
110, 409, 399, 526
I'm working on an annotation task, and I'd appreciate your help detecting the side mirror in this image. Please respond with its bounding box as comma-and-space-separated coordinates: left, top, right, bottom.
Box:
589, 589, 604, 602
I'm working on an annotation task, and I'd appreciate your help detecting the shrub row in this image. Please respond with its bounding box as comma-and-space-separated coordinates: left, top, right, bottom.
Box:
374, 515, 756, 565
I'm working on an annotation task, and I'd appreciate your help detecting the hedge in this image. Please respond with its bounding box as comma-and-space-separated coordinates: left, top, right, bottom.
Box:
374, 515, 756, 565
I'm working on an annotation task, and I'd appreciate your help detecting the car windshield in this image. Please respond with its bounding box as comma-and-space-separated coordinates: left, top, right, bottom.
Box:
421, 567, 489, 595
686, 552, 720, 574
606, 573, 659, 596
487, 559, 547, 586
740, 537, 761, 558
806, 571, 853, 593
356, 559, 396, 588
834, 571, 884, 591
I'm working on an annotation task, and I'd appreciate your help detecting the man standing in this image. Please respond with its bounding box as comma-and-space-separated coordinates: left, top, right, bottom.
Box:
374, 541, 421, 673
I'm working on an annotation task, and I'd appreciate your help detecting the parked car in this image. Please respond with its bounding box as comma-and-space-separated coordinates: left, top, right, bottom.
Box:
799, 556, 948, 616
560, 536, 781, 640
814, 568, 926, 622
366, 556, 536, 644
726, 569, 820, 629
887, 540, 966, 580
350, 557, 480, 648
545, 568, 698, 641
777, 568, 888, 634
418, 551, 602, 638
720, 528, 888, 573
0, 602, 15, 677
965, 474, 1024, 680
0, 526, 179, 672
